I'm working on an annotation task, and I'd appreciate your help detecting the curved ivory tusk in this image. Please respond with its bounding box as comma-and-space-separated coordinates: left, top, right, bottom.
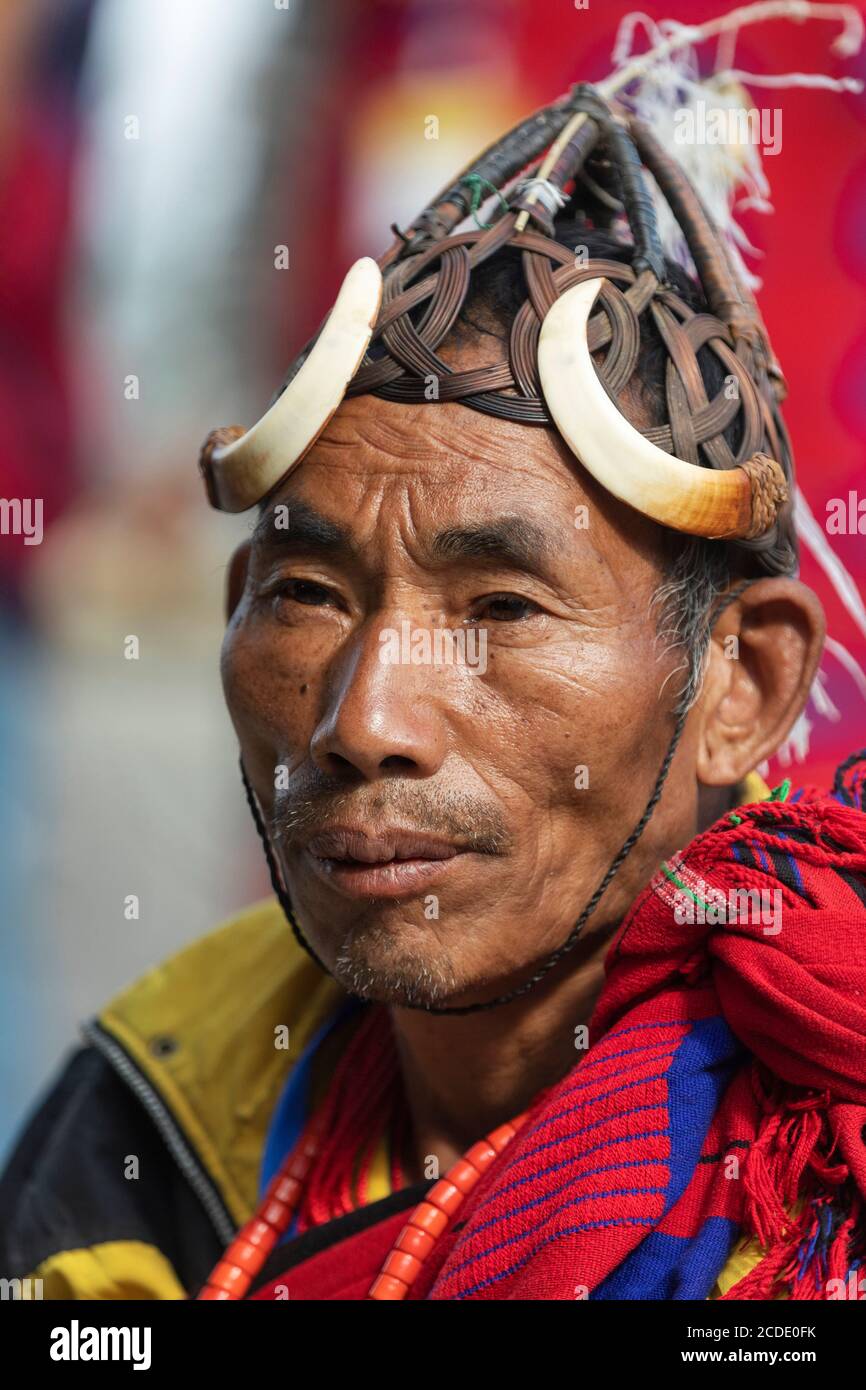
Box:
537, 277, 787, 540
200, 257, 383, 512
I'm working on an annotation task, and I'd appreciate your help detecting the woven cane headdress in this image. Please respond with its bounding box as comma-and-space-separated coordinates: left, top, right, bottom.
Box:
199, 2, 864, 601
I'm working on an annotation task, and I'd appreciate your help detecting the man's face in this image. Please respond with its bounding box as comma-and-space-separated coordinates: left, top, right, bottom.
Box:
222, 389, 697, 1007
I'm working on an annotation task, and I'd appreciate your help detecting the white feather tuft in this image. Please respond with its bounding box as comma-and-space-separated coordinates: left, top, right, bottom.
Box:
609, 10, 860, 288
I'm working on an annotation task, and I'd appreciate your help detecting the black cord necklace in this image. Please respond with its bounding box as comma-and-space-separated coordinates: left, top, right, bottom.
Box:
240, 707, 686, 1016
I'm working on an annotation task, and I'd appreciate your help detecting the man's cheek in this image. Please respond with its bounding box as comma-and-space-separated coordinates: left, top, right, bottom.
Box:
530, 680, 659, 814
222, 630, 304, 735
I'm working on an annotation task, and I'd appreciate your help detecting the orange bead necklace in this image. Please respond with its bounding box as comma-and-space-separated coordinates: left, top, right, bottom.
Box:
197, 1088, 527, 1300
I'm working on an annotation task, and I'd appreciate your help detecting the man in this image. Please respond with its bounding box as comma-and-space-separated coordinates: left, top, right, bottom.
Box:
3, 38, 866, 1302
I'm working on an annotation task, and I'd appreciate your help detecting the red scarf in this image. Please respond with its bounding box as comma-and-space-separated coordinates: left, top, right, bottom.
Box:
256, 761, 866, 1300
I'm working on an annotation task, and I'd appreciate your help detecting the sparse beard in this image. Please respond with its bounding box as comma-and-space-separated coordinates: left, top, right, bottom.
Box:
332, 921, 461, 1008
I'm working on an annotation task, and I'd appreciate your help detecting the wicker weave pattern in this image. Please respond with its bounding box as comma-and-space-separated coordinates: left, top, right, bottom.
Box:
340, 88, 796, 572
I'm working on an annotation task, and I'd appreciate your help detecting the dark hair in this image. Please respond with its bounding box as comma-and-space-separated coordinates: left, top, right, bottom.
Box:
451, 219, 745, 456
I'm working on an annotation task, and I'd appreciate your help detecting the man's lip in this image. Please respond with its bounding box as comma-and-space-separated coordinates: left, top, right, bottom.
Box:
301, 849, 465, 900
305, 825, 462, 864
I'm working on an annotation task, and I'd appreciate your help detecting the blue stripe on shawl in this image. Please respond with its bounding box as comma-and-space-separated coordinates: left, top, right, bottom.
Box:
259, 995, 363, 1242
590, 1217, 740, 1299
592, 1014, 745, 1299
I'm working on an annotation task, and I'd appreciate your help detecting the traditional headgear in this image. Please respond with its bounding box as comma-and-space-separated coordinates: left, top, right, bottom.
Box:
200, 77, 795, 552
200, 4, 863, 580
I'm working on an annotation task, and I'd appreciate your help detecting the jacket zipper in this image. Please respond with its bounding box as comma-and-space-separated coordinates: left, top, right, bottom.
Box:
81, 1018, 237, 1249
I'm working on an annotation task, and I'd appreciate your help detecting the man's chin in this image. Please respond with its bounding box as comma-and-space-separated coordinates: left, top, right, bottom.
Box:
330, 925, 462, 1009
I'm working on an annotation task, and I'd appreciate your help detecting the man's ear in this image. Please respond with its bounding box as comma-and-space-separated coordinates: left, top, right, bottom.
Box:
694, 577, 825, 787
225, 540, 251, 623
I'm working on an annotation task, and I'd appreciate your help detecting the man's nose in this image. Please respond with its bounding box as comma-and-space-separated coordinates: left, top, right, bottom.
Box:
309, 616, 455, 781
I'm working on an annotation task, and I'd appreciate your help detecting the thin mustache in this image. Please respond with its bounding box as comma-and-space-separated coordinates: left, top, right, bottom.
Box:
270, 783, 512, 857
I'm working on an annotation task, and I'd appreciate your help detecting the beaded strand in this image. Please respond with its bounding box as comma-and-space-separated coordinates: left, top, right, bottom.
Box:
197, 1108, 527, 1300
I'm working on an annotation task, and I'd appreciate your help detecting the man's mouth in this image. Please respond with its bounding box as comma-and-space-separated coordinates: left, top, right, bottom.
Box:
302, 825, 466, 900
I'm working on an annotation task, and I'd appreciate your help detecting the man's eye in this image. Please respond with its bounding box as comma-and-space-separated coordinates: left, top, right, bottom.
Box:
273, 579, 334, 607
471, 594, 540, 623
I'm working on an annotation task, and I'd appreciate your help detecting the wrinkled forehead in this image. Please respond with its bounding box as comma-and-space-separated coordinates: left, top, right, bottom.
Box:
253, 389, 669, 582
